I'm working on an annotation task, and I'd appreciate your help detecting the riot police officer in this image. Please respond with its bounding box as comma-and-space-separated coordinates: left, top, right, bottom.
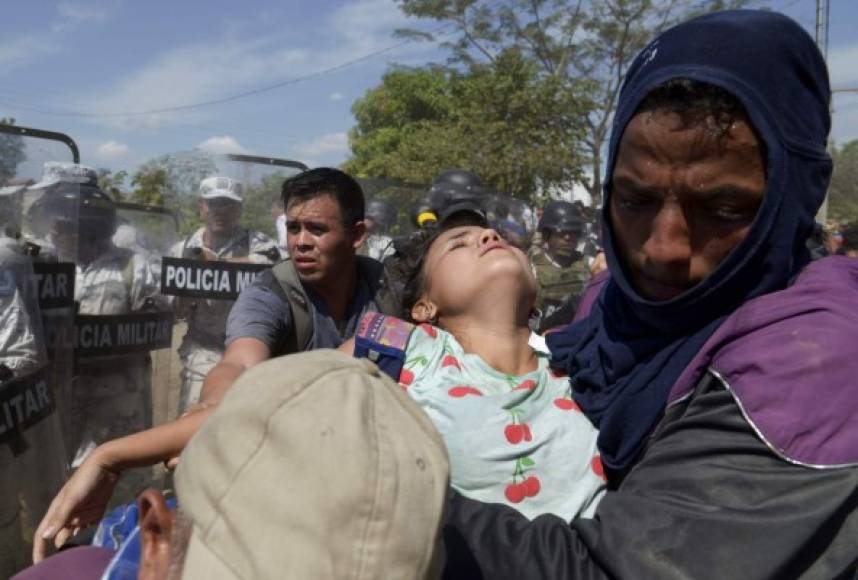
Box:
530, 200, 590, 329
169, 176, 281, 412
359, 198, 396, 261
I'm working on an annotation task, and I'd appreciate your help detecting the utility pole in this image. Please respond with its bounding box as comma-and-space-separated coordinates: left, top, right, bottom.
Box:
816, 0, 831, 223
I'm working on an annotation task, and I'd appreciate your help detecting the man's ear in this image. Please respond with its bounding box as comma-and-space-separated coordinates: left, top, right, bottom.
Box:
137, 489, 174, 580
351, 220, 368, 250
198, 198, 207, 219
410, 297, 437, 324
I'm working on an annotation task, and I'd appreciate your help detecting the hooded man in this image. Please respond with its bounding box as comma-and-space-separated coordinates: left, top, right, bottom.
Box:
442, 11, 858, 579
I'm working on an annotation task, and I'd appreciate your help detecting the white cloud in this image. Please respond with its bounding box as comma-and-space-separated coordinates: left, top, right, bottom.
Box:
329, 92, 345, 101
63, 0, 431, 130
0, 35, 59, 74
291, 132, 349, 159
56, 0, 117, 24
95, 140, 130, 160
196, 136, 251, 155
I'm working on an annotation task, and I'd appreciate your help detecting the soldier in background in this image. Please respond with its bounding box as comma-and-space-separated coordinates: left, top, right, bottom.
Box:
170, 176, 281, 413
29, 164, 163, 503
359, 199, 396, 261
530, 200, 590, 330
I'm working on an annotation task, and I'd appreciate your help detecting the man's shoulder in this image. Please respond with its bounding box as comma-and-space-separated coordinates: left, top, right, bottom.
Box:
678, 257, 858, 467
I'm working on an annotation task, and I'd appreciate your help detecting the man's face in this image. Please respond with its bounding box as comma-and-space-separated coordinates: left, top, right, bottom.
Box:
546, 228, 580, 264
200, 198, 242, 235
610, 110, 766, 301
285, 194, 365, 288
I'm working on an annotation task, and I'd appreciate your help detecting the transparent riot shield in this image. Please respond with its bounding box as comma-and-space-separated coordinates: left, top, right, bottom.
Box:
482, 194, 535, 252
0, 124, 76, 576
155, 152, 304, 414
113, 202, 179, 431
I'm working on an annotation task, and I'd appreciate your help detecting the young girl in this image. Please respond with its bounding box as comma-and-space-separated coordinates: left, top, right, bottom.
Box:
33, 213, 604, 561
341, 213, 605, 520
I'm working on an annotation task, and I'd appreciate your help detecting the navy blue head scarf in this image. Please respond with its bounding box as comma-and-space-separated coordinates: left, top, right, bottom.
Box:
546, 10, 832, 478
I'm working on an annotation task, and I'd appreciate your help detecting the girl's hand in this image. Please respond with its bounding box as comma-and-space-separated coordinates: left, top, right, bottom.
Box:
32, 448, 120, 563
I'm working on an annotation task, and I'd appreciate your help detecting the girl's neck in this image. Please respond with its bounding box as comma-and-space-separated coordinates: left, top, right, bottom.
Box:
442, 314, 537, 376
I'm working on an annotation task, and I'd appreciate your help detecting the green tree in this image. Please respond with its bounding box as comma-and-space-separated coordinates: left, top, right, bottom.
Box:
0, 118, 26, 184
345, 50, 591, 201
395, 0, 747, 205
829, 140, 858, 223
131, 151, 217, 235
96, 168, 128, 200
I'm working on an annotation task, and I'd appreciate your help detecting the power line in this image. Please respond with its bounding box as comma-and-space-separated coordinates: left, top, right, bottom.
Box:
0, 22, 455, 120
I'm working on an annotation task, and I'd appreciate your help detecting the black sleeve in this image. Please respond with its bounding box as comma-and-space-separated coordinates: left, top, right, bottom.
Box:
443, 373, 858, 580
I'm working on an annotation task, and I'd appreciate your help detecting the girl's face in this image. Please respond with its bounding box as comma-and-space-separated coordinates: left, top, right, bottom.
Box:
414, 225, 537, 321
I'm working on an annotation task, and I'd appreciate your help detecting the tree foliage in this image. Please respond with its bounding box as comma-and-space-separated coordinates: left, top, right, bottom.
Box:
391, 0, 748, 205
0, 118, 26, 185
829, 140, 858, 223
345, 49, 591, 201
97, 168, 128, 200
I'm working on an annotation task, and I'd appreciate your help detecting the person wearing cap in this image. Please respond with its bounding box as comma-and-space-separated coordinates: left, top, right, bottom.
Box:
529, 200, 590, 329
20, 351, 449, 579
27, 162, 165, 505
358, 198, 397, 261
169, 176, 281, 413
441, 11, 858, 578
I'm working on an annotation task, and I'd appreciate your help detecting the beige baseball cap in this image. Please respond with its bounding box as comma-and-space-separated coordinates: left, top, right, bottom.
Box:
174, 350, 450, 579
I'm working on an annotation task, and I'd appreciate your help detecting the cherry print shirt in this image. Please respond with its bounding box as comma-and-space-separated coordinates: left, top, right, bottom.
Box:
401, 322, 606, 521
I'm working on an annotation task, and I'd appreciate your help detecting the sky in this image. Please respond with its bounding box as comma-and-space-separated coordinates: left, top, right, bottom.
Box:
2, 0, 857, 182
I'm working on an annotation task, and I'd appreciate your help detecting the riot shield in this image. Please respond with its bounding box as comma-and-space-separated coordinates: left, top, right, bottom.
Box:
0, 124, 76, 576
482, 194, 534, 252
357, 178, 430, 265
113, 202, 179, 431
158, 152, 304, 413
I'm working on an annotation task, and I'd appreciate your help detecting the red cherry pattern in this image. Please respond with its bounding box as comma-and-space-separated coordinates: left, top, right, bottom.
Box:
512, 379, 536, 391
553, 398, 580, 411
549, 368, 568, 379
442, 354, 461, 369
591, 455, 606, 481
399, 368, 414, 386
523, 475, 541, 497
448, 385, 483, 397
505, 474, 541, 504
419, 323, 437, 338
504, 482, 526, 503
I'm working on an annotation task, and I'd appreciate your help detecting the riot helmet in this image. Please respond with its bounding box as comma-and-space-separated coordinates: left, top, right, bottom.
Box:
429, 169, 488, 227
539, 200, 585, 266
428, 169, 485, 201
365, 198, 397, 234
410, 198, 438, 229
538, 200, 585, 234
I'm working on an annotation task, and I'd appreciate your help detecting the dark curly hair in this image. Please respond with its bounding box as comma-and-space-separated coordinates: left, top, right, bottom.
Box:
636, 78, 757, 141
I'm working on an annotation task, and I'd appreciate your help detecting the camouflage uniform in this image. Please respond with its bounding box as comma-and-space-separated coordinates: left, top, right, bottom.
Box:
71, 246, 163, 467
530, 247, 590, 321
170, 227, 280, 411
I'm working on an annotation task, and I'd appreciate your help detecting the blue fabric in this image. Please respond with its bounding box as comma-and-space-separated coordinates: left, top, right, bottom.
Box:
354, 338, 407, 381
546, 10, 832, 477
93, 498, 177, 580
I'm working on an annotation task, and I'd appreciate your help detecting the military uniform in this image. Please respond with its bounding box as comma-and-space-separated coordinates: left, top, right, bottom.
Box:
72, 246, 163, 464
0, 235, 67, 577
169, 227, 280, 411
530, 247, 590, 322
359, 233, 395, 262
